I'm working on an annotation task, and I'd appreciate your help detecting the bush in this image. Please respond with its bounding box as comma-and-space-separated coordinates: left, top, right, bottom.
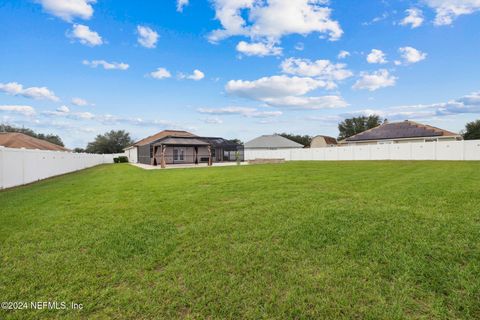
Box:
113, 156, 128, 163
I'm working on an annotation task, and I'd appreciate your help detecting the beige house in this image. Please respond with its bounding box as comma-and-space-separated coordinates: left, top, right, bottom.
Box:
339, 120, 462, 145
310, 135, 337, 148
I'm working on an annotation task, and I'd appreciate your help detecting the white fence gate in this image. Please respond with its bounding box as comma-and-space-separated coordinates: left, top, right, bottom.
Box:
0, 146, 125, 189
245, 140, 480, 162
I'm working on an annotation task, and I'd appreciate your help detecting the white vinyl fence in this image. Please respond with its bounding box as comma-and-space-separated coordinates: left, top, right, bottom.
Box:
245, 140, 480, 162
0, 146, 125, 189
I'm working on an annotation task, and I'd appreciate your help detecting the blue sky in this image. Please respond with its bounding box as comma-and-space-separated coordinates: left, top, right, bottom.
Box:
1, 0, 480, 148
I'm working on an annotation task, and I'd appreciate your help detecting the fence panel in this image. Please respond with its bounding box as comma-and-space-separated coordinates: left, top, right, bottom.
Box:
0, 147, 125, 189
370, 144, 390, 160
465, 141, 480, 160
245, 140, 480, 163
436, 141, 464, 160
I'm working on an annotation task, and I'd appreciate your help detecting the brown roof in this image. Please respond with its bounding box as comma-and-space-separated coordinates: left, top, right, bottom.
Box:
345, 120, 460, 142
133, 130, 196, 146
0, 132, 69, 151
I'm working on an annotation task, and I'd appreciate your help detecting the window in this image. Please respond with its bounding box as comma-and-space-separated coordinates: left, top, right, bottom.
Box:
173, 148, 185, 161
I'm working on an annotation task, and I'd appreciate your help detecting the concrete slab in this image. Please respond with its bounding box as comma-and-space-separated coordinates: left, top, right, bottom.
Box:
130, 162, 248, 170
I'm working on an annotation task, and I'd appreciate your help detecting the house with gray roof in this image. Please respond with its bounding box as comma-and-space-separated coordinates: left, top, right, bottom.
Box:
339, 120, 462, 145
245, 134, 304, 151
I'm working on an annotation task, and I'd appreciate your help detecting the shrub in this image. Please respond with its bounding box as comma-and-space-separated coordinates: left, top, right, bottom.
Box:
113, 157, 120, 163
118, 156, 129, 163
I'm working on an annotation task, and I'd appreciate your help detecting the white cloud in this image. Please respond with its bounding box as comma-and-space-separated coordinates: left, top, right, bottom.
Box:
398, 46, 427, 64
424, 0, 480, 25
69, 24, 103, 46
352, 69, 397, 91
37, 0, 95, 22
225, 75, 347, 109
338, 50, 350, 59
295, 42, 305, 51
0, 105, 36, 116
208, 0, 343, 44
71, 97, 91, 106
197, 106, 282, 118
57, 105, 70, 113
280, 58, 353, 81
43, 108, 95, 120
204, 117, 224, 124
149, 68, 172, 79
344, 91, 480, 121
226, 75, 327, 100
0, 82, 59, 101
400, 8, 424, 28
179, 69, 205, 81
362, 12, 389, 26
137, 26, 159, 49
366, 49, 387, 64
236, 41, 282, 56
261, 95, 348, 109
177, 0, 189, 12
82, 60, 129, 70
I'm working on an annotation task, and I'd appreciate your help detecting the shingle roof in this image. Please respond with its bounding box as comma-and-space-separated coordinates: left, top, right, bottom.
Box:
345, 120, 460, 142
133, 130, 196, 146
153, 137, 209, 146
0, 132, 69, 151
245, 134, 304, 149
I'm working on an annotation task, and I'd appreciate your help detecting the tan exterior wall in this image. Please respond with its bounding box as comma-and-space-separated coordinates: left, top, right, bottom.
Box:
310, 137, 328, 148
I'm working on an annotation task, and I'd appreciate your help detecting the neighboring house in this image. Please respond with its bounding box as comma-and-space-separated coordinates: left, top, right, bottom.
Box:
244, 134, 304, 151
339, 120, 462, 145
0, 132, 69, 151
310, 135, 337, 148
124, 130, 243, 166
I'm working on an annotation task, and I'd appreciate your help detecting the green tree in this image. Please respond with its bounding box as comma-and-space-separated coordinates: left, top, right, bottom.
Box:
229, 139, 243, 145
0, 124, 64, 147
462, 119, 480, 140
85, 130, 134, 154
338, 115, 383, 140
277, 133, 312, 147
73, 147, 86, 153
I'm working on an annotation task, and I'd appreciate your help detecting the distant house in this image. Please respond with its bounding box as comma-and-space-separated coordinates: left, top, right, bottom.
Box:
339, 120, 462, 145
244, 134, 303, 151
0, 132, 69, 151
310, 135, 337, 148
124, 130, 243, 166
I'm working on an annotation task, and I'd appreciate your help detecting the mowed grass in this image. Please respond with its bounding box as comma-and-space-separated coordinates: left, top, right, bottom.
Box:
1, 162, 480, 319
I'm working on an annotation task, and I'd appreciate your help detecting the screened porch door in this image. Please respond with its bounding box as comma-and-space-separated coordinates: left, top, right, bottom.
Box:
173, 147, 186, 163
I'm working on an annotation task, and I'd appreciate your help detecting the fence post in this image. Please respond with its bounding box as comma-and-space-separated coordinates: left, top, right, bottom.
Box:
0, 146, 4, 189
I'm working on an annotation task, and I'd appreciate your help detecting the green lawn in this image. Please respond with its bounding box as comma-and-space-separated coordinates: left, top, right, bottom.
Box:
1, 162, 480, 319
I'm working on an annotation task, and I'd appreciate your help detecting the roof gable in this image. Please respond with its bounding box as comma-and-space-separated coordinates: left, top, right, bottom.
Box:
245, 134, 304, 149
345, 121, 459, 142
134, 130, 196, 146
